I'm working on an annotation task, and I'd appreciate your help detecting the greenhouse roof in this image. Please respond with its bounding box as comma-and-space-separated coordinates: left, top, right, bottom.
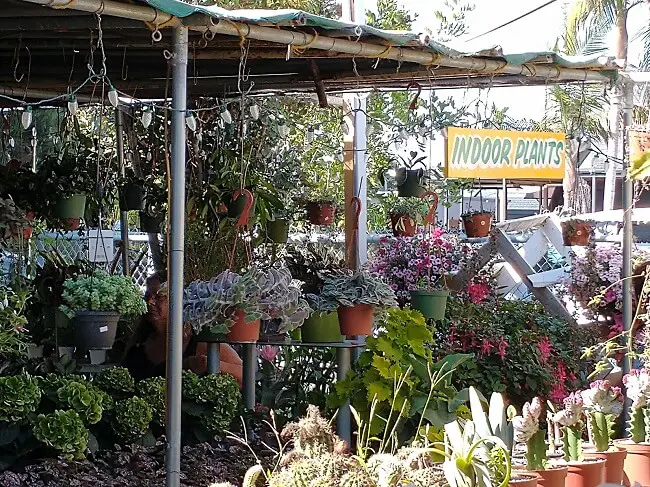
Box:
1, 0, 619, 104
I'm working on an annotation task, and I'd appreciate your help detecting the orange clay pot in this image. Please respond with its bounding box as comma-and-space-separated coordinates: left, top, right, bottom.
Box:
226, 309, 261, 342
337, 303, 374, 337
584, 446, 626, 485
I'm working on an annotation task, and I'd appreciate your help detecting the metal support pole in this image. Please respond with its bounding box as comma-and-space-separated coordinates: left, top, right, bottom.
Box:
242, 344, 257, 410
591, 173, 597, 212
500, 179, 508, 221
353, 95, 367, 267
207, 343, 220, 374
165, 25, 188, 487
336, 347, 352, 445
621, 81, 634, 426
115, 108, 130, 277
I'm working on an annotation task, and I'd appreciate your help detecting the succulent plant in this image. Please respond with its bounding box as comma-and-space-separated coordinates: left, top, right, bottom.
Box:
285, 244, 347, 295
551, 392, 585, 462
623, 368, 650, 443
0, 374, 41, 423
32, 409, 88, 459
581, 380, 623, 451
184, 267, 311, 334
512, 397, 546, 470
182, 372, 241, 435
56, 380, 104, 425
95, 366, 135, 396
112, 396, 152, 443
320, 269, 397, 309
136, 377, 166, 426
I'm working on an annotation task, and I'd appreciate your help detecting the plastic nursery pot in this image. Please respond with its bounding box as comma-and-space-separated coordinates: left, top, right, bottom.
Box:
139, 211, 163, 233
584, 446, 627, 485
226, 309, 261, 342
561, 222, 592, 247
532, 465, 568, 487
409, 290, 450, 321
301, 311, 344, 343
462, 212, 493, 238
307, 202, 335, 226
396, 168, 425, 197
617, 440, 650, 487
337, 304, 374, 337
26, 344, 44, 359
266, 219, 290, 244
389, 213, 417, 237
509, 473, 539, 487
54, 194, 87, 219
119, 182, 146, 211
565, 459, 605, 487
74, 311, 120, 350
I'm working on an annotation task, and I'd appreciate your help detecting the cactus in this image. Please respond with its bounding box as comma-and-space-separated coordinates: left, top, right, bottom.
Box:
268, 460, 321, 487
340, 471, 377, 487
582, 380, 623, 452
367, 454, 404, 487
589, 412, 614, 452
319, 453, 361, 484
552, 392, 585, 462
281, 406, 336, 459
512, 398, 546, 470
563, 425, 583, 462
407, 467, 446, 487
630, 407, 646, 443
243, 464, 263, 487
209, 483, 237, 487
526, 430, 547, 471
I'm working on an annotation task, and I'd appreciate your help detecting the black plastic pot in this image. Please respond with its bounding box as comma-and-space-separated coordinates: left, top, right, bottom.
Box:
74, 311, 120, 350
259, 318, 287, 343
119, 182, 146, 211
139, 211, 163, 233
395, 168, 425, 197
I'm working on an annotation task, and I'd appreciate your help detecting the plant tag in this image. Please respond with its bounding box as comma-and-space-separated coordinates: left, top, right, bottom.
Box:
99, 326, 108, 333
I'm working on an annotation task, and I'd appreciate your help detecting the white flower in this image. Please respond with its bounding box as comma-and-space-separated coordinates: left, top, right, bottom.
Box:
552, 392, 584, 427
581, 380, 624, 417
512, 397, 543, 443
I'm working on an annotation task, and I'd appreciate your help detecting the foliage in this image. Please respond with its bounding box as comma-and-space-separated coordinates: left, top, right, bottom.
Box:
370, 230, 471, 300
0, 198, 29, 241
184, 267, 310, 334
0, 286, 30, 358
0, 374, 41, 423
435, 298, 586, 406
60, 270, 147, 318
285, 243, 346, 295
136, 377, 166, 426
32, 410, 88, 460
320, 269, 398, 309
111, 396, 152, 443
386, 195, 431, 221
56, 380, 103, 425
95, 366, 136, 397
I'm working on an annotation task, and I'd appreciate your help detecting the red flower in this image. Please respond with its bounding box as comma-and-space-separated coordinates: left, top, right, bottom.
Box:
537, 336, 553, 363
549, 383, 568, 403
481, 339, 495, 356
497, 338, 508, 359
467, 282, 490, 304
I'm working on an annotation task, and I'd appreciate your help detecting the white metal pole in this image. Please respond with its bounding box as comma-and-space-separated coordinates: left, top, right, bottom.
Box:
165, 25, 188, 487
353, 97, 368, 265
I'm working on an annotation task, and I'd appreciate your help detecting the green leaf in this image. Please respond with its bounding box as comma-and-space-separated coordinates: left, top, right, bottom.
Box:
372, 355, 393, 379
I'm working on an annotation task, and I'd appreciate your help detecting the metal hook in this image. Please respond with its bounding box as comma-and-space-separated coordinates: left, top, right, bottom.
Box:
13, 40, 24, 83
163, 49, 173, 60
152, 29, 163, 43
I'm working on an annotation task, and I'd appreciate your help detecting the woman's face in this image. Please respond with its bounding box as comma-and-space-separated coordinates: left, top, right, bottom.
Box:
147, 292, 168, 335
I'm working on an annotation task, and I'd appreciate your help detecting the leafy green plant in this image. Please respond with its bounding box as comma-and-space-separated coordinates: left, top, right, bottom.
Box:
320, 269, 398, 309
112, 396, 153, 443
285, 244, 346, 295
0, 374, 41, 423
95, 366, 135, 396
0, 198, 30, 240
581, 380, 623, 451
387, 195, 430, 221
32, 409, 88, 459
56, 381, 103, 425
136, 377, 166, 426
60, 270, 147, 318
0, 285, 30, 358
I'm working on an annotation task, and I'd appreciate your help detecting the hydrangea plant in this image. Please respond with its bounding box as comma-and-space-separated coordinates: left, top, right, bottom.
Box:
95, 366, 135, 397
136, 377, 166, 426
56, 380, 104, 425
33, 410, 88, 459
112, 396, 153, 443
182, 371, 241, 436
581, 380, 623, 452
60, 270, 147, 318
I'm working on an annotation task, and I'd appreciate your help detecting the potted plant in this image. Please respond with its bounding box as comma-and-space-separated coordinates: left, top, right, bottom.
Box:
0, 198, 32, 241
618, 368, 650, 487
118, 170, 146, 212
320, 269, 397, 337
551, 392, 605, 487
394, 151, 427, 197
462, 210, 493, 238
139, 175, 167, 233
265, 204, 293, 244
0, 286, 30, 359
512, 398, 568, 487
387, 196, 429, 237
184, 267, 310, 343
60, 270, 147, 350
580, 380, 626, 484
300, 294, 343, 343
562, 220, 594, 247
306, 198, 336, 226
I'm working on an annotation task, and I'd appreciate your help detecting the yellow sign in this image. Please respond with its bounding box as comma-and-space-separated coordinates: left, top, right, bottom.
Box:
445, 127, 566, 180
628, 130, 650, 180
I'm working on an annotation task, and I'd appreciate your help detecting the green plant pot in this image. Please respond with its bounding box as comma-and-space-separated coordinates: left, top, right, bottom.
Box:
266, 219, 289, 244
74, 311, 120, 350
119, 182, 146, 211
396, 168, 424, 197
300, 311, 343, 343
54, 194, 87, 219
409, 290, 450, 321
139, 211, 163, 233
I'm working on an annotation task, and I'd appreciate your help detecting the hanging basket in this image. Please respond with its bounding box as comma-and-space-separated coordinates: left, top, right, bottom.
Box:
74, 311, 120, 350
337, 304, 374, 337
307, 202, 335, 226
562, 221, 593, 246
389, 213, 417, 237
139, 211, 163, 233
300, 311, 343, 343
227, 191, 255, 219
54, 194, 87, 219
119, 182, 146, 211
462, 212, 492, 238
409, 290, 450, 321
226, 309, 261, 342
395, 168, 424, 197
266, 219, 290, 244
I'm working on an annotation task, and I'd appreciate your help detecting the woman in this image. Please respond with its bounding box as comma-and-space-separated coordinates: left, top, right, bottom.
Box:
123, 275, 243, 384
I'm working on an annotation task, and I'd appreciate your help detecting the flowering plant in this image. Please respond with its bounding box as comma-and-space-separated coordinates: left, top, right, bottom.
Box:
370, 229, 471, 301
551, 392, 585, 461
0, 286, 29, 358
581, 380, 623, 451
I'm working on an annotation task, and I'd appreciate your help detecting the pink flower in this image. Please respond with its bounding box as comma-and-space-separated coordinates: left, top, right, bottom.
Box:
467, 282, 490, 304
549, 383, 568, 403
497, 338, 508, 359
481, 339, 494, 356
538, 336, 553, 363
259, 345, 279, 363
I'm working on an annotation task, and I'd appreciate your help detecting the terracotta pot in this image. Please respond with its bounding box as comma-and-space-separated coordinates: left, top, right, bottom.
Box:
533, 465, 568, 487
618, 440, 650, 487
565, 459, 605, 487
562, 222, 592, 246
509, 473, 539, 487
307, 202, 335, 226
389, 213, 416, 237
226, 309, 261, 342
462, 212, 492, 237
337, 304, 374, 337
584, 446, 627, 484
